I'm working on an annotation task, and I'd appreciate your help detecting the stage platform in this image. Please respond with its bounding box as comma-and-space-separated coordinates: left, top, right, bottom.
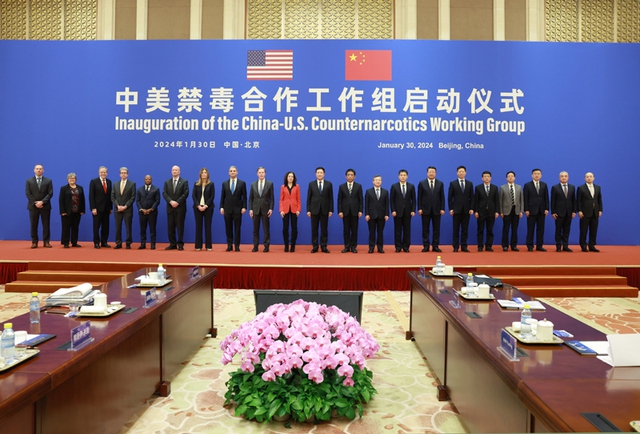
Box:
1, 241, 639, 294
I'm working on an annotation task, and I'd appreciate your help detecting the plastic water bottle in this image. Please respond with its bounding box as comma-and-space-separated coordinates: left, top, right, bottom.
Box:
435, 256, 443, 274
520, 304, 532, 339
157, 264, 166, 285
30, 292, 40, 324
1, 323, 15, 363
466, 273, 474, 287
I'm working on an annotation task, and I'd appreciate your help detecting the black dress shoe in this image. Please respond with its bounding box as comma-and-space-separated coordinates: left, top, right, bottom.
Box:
527, 247, 534, 252
43, 243, 52, 248
114, 244, 122, 249
486, 247, 494, 252
422, 247, 430, 252
581, 247, 588, 252
321, 247, 330, 253
589, 247, 600, 252
178, 245, 184, 250
138, 244, 146, 250
63, 244, 69, 248
563, 247, 573, 252
478, 247, 484, 252
311, 247, 318, 253
453, 248, 458, 252
368, 248, 374, 253
395, 248, 401, 253
503, 247, 508, 252
252, 246, 259, 252
536, 247, 547, 252
31, 243, 38, 249
234, 246, 240, 252
226, 245, 233, 251
94, 243, 101, 249
290, 246, 296, 252
72, 244, 82, 248
264, 246, 269, 252
351, 248, 357, 253
165, 245, 177, 250
101, 243, 112, 248
403, 248, 410, 253
511, 247, 519, 251
151, 244, 156, 250
341, 248, 350, 253
378, 248, 385, 253
432, 247, 442, 252
461, 247, 470, 252
126, 244, 131, 249
556, 247, 562, 252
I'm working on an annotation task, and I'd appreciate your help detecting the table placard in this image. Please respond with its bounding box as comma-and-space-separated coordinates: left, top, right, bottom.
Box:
143, 289, 158, 308
498, 329, 519, 361
419, 266, 425, 278
449, 290, 460, 309
190, 265, 200, 279
69, 320, 94, 351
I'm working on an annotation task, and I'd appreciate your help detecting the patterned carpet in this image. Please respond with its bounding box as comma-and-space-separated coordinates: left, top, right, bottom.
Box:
1, 287, 639, 434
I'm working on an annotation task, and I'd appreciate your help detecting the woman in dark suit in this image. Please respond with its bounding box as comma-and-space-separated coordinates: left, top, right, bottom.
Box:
192, 167, 215, 251
59, 172, 85, 248
279, 171, 301, 252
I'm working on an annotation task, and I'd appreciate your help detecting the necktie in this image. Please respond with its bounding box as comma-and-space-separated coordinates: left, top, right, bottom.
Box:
460, 180, 465, 192
231, 180, 235, 194
510, 184, 515, 206
588, 184, 594, 197
563, 184, 567, 198
535, 182, 539, 193
102, 178, 107, 194
37, 178, 42, 188
120, 181, 125, 195
486, 185, 490, 196
376, 188, 380, 200
348, 183, 352, 195
259, 181, 263, 196
319, 182, 323, 193
173, 179, 177, 193
146, 186, 150, 192
402, 184, 406, 197
430, 180, 434, 192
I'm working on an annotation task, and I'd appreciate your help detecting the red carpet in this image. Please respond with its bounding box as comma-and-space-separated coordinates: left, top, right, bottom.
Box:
2, 241, 639, 291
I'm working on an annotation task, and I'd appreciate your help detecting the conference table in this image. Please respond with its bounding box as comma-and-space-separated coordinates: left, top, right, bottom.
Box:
0, 266, 217, 434
407, 271, 640, 433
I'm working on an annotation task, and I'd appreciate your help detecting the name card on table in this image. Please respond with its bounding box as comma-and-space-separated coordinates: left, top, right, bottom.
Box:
419, 266, 425, 278
69, 320, 94, 351
190, 265, 200, 279
143, 289, 158, 308
498, 329, 519, 361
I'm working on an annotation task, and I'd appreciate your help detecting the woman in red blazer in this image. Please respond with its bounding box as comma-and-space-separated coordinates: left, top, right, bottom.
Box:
279, 171, 301, 252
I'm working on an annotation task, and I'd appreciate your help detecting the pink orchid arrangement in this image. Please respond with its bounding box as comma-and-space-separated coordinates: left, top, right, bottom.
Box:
221, 299, 380, 423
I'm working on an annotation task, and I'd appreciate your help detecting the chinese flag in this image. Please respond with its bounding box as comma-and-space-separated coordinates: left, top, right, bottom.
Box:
345, 50, 392, 81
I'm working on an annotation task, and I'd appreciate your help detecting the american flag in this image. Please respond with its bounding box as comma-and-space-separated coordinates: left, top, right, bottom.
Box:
247, 50, 293, 80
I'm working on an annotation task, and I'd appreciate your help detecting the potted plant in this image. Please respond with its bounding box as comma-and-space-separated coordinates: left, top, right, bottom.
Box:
220, 299, 380, 423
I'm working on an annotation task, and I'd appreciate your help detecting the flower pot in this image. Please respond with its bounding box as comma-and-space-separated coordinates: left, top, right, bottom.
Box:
273, 413, 290, 422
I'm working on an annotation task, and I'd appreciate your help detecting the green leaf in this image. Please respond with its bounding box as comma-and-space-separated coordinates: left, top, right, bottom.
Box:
235, 404, 248, 416
333, 398, 349, 408
362, 388, 371, 402
254, 406, 267, 416
345, 407, 356, 420
268, 399, 282, 419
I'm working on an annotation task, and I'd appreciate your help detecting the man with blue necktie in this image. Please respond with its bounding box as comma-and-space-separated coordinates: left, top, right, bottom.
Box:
220, 166, 247, 252
137, 175, 160, 250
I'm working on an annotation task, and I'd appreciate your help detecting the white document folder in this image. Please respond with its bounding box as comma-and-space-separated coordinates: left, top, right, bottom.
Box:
597, 334, 640, 367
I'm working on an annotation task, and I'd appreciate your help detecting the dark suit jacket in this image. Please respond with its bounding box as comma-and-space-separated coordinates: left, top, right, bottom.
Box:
279, 184, 301, 214
163, 177, 189, 213
111, 180, 136, 213
26, 176, 53, 210
390, 182, 416, 217
192, 182, 215, 210
306, 180, 334, 215
417, 179, 445, 215
448, 179, 474, 213
550, 183, 576, 217
249, 180, 274, 214
577, 183, 603, 218
523, 181, 549, 215
473, 184, 500, 216
365, 187, 389, 220
89, 177, 112, 213
58, 184, 85, 215
337, 182, 363, 216
136, 184, 161, 212
220, 178, 247, 213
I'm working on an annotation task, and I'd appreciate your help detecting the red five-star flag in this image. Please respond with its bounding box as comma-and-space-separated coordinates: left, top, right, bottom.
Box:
345, 50, 392, 81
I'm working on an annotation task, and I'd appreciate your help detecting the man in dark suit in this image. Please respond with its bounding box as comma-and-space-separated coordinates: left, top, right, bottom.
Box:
364, 175, 389, 254
417, 166, 445, 252
136, 174, 160, 250
523, 168, 549, 251
473, 171, 500, 252
89, 166, 112, 249
550, 171, 576, 252
220, 165, 247, 252
448, 166, 474, 252
390, 169, 416, 253
25, 164, 53, 248
577, 172, 603, 252
337, 168, 363, 253
162, 165, 189, 250
306, 167, 334, 253
111, 167, 136, 249
499, 171, 524, 251
249, 167, 274, 252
